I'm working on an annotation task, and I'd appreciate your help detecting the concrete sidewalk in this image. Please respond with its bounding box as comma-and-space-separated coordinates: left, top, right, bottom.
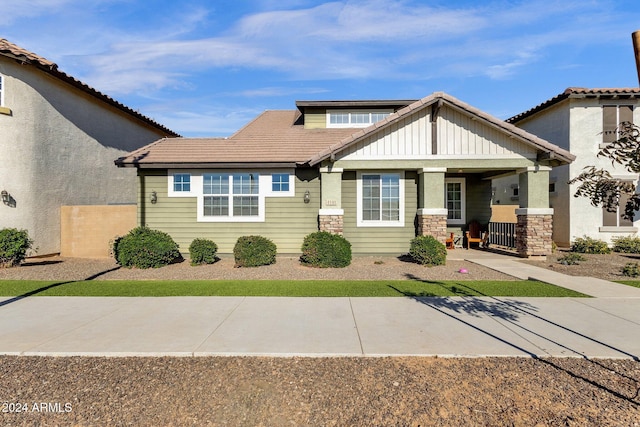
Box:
0, 296, 638, 359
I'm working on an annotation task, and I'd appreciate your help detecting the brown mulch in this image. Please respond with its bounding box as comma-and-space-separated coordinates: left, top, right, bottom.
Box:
0, 255, 515, 282
521, 250, 640, 282
1, 255, 639, 425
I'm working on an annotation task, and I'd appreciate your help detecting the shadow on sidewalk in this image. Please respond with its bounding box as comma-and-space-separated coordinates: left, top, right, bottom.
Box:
395, 277, 640, 406
0, 266, 121, 308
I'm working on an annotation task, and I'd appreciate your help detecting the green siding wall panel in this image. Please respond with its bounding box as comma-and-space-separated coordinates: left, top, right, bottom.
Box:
341, 171, 418, 254
138, 171, 320, 254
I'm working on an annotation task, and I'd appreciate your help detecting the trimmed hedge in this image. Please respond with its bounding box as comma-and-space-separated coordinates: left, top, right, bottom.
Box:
189, 238, 218, 266
0, 228, 34, 268
233, 235, 277, 267
113, 227, 182, 268
409, 235, 447, 266
300, 231, 352, 268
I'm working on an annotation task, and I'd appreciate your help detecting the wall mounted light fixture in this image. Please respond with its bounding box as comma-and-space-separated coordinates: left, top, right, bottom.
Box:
150, 190, 157, 204
303, 190, 311, 204
1, 190, 15, 208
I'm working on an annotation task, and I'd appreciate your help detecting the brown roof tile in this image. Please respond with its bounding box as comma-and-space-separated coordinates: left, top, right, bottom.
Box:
116, 110, 357, 167
0, 38, 179, 137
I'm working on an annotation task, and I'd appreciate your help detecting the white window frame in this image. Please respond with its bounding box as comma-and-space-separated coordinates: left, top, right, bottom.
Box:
0, 74, 4, 106
267, 171, 295, 197
445, 178, 466, 225
327, 110, 392, 128
168, 172, 196, 197
356, 171, 405, 227
197, 172, 265, 222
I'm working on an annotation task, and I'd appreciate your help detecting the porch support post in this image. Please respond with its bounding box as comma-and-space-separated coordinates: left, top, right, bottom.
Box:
417, 168, 447, 242
319, 166, 344, 235
516, 166, 553, 258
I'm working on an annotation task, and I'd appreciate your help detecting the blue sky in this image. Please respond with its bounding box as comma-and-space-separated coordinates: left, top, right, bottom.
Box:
2, 0, 640, 136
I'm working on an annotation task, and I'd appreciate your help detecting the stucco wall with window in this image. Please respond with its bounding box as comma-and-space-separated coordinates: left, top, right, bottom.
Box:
505, 96, 640, 247
0, 58, 170, 255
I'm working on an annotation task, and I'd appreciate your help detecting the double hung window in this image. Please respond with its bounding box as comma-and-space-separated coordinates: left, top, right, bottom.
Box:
358, 173, 403, 226
203, 173, 259, 218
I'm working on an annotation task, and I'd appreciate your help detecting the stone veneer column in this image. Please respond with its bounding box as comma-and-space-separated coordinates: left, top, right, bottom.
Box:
515, 208, 553, 258
318, 209, 344, 235
417, 208, 448, 242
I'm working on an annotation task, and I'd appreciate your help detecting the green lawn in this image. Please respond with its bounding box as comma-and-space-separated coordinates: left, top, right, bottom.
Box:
615, 281, 640, 288
0, 279, 588, 298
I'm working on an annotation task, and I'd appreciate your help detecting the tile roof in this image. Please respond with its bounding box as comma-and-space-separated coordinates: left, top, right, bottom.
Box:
117, 92, 575, 168
115, 110, 357, 167
0, 38, 179, 137
508, 87, 640, 123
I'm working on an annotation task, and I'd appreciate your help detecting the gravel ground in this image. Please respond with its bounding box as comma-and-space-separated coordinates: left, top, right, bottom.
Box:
0, 255, 516, 282
522, 250, 640, 281
1, 356, 638, 426
2, 254, 639, 425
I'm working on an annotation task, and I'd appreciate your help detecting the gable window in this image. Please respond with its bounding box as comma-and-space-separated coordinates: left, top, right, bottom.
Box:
603, 105, 634, 144
202, 173, 259, 218
357, 172, 404, 227
445, 178, 466, 225
327, 110, 392, 128
173, 173, 191, 192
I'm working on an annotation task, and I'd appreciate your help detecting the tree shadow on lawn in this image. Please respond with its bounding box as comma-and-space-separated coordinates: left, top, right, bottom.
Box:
395, 274, 640, 406
0, 266, 121, 307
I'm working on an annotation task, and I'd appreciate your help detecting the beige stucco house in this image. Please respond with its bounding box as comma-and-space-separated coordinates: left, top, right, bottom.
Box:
117, 92, 574, 258
0, 39, 179, 255
494, 87, 640, 247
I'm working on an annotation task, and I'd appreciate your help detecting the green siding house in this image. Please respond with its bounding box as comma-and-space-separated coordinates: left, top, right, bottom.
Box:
116, 92, 574, 257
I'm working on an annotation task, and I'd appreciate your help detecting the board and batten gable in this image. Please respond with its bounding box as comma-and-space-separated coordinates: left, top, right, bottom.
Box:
336, 104, 538, 161
137, 169, 321, 254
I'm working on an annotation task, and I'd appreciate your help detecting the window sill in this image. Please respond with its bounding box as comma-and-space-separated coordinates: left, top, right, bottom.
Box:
599, 226, 638, 233
0, 106, 12, 116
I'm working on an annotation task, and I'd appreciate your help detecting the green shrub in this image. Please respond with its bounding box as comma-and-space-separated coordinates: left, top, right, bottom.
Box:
113, 227, 182, 268
570, 236, 610, 254
612, 235, 640, 254
189, 238, 218, 266
409, 235, 447, 266
233, 235, 277, 267
557, 252, 586, 265
300, 231, 352, 268
0, 228, 34, 268
621, 262, 640, 277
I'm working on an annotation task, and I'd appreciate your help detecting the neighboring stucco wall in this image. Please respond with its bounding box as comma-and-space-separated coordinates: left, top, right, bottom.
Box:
509, 97, 640, 246
0, 57, 170, 255
61, 205, 137, 258
137, 169, 321, 254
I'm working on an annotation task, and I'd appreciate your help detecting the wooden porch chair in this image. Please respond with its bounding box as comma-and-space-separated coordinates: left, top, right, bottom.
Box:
445, 232, 455, 250
465, 220, 488, 249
